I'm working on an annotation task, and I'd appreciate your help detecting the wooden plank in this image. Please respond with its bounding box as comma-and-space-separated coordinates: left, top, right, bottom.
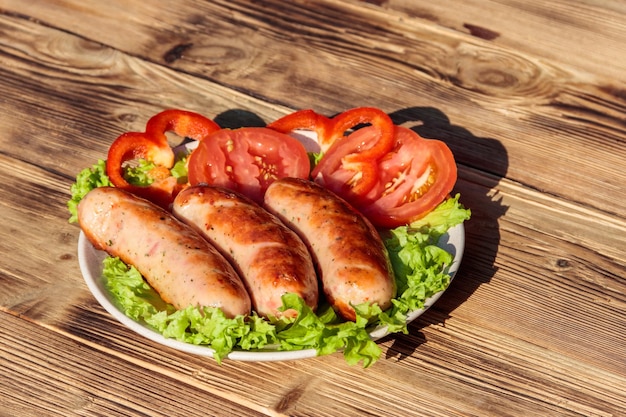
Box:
5, 290, 624, 417
441, 171, 626, 375
369, 0, 626, 79
0, 2, 624, 220
0, 312, 271, 417
0, 12, 293, 179
5, 299, 623, 417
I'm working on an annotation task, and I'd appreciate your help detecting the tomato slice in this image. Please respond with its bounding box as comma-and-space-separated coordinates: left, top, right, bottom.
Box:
187, 127, 311, 203
313, 126, 457, 228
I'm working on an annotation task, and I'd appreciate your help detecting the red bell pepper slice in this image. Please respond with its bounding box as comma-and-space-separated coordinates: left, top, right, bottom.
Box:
268, 107, 394, 158
269, 107, 395, 196
106, 109, 221, 208
106, 131, 177, 208
266, 109, 334, 151
327, 107, 395, 163
312, 107, 395, 196
145, 109, 221, 141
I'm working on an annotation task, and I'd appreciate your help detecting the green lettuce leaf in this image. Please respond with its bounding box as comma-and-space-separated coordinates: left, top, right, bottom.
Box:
170, 156, 189, 183
376, 194, 471, 333
123, 159, 156, 186
67, 160, 112, 223
308, 152, 324, 170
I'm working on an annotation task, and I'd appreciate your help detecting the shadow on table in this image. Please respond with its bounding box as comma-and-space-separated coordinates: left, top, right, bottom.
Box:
213, 109, 267, 128
383, 106, 509, 362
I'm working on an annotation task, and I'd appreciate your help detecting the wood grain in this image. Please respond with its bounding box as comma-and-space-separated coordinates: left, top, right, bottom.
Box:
0, 0, 625, 416
2, 1, 625, 218
374, 0, 626, 80
0, 313, 271, 417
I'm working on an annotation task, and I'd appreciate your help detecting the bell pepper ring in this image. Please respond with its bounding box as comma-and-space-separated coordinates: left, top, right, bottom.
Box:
312, 107, 395, 197
327, 107, 395, 163
145, 109, 221, 141
266, 109, 334, 152
267, 107, 394, 158
106, 109, 222, 209
105, 131, 177, 208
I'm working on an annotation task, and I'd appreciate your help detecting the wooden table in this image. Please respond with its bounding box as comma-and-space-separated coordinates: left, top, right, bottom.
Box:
1, 1, 625, 416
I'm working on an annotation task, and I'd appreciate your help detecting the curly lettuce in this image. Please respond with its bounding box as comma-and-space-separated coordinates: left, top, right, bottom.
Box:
67, 160, 112, 223
377, 195, 471, 334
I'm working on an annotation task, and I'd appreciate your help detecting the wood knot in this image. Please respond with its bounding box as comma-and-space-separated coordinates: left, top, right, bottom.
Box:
475, 69, 518, 88
360, 0, 388, 6
163, 43, 194, 64
463, 23, 500, 41
274, 383, 307, 413
555, 258, 573, 271
447, 45, 553, 98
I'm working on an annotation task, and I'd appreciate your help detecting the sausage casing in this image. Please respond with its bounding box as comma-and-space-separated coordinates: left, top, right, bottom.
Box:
78, 187, 251, 318
172, 185, 319, 318
263, 177, 396, 321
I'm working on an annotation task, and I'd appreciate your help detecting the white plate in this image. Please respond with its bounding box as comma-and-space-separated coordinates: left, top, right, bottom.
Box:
78, 223, 464, 361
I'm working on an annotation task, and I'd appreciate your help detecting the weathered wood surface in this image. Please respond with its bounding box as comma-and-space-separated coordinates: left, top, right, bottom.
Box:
0, 0, 624, 416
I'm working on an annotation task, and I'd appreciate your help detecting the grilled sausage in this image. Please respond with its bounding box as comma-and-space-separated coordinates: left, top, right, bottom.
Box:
172, 185, 318, 318
78, 187, 251, 318
263, 177, 395, 321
